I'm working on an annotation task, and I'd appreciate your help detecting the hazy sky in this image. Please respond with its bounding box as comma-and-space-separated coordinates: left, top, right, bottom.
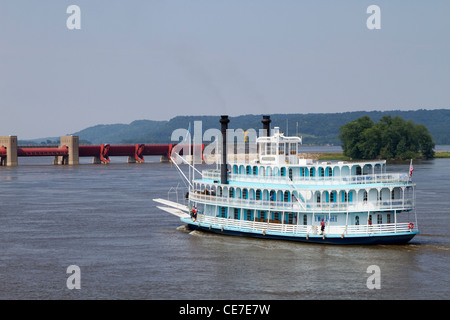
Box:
1, 0, 449, 139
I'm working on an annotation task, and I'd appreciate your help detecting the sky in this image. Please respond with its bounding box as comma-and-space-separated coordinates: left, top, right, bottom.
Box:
1, 0, 449, 139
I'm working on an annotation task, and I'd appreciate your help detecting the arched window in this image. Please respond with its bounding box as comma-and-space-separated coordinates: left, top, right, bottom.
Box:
327, 167, 332, 176
330, 191, 336, 202
269, 190, 275, 201
284, 191, 290, 202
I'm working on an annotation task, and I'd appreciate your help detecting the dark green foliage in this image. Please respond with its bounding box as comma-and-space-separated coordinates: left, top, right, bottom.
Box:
339, 115, 435, 160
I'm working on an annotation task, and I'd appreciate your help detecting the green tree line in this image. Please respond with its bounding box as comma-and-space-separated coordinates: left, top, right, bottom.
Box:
339, 116, 435, 160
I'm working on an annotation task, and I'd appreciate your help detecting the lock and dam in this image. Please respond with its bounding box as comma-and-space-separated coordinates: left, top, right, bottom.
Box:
0, 136, 204, 166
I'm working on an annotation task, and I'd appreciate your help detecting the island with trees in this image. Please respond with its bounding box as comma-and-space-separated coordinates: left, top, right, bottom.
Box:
339, 115, 435, 160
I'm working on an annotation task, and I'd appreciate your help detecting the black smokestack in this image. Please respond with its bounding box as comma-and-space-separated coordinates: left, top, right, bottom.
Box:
220, 115, 230, 184
262, 115, 271, 136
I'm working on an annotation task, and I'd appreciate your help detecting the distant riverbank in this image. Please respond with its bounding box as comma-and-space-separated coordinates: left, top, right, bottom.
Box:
315, 151, 450, 161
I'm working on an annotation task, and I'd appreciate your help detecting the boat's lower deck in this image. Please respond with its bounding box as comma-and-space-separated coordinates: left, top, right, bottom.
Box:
182, 214, 418, 245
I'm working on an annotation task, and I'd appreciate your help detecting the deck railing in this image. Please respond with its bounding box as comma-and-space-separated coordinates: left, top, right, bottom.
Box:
189, 192, 414, 213
201, 169, 412, 186
195, 214, 417, 236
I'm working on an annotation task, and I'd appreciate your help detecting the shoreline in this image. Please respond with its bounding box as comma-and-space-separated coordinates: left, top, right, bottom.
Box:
314, 151, 450, 161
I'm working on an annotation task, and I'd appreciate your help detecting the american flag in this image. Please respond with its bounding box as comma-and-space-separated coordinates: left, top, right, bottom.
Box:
409, 159, 414, 178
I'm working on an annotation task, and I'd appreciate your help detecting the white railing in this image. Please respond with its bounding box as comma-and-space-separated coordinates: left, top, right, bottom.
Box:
202, 170, 221, 180
195, 214, 417, 236
201, 169, 412, 186
189, 192, 414, 213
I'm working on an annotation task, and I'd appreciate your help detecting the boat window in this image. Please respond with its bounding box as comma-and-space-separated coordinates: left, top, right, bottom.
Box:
290, 143, 297, 154
246, 166, 251, 175
327, 167, 332, 177
256, 189, 261, 200
303, 214, 307, 225
253, 166, 257, 175
284, 191, 289, 202
246, 210, 252, 221
377, 214, 382, 224
243, 188, 248, 199
288, 168, 293, 180
330, 191, 335, 202
356, 166, 362, 175
319, 167, 324, 177
391, 189, 395, 200
281, 167, 285, 176
220, 207, 226, 218
287, 213, 293, 224
387, 214, 391, 224
317, 193, 321, 203
363, 191, 368, 202
274, 212, 280, 221
234, 208, 239, 220
229, 187, 234, 198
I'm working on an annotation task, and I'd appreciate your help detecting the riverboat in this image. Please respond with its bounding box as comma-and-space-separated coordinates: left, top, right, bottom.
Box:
154, 115, 419, 245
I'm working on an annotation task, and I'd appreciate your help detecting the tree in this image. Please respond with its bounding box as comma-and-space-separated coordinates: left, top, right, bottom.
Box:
339, 115, 435, 160
338, 116, 374, 159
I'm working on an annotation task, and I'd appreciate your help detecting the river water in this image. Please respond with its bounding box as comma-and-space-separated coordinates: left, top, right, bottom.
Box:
0, 155, 449, 300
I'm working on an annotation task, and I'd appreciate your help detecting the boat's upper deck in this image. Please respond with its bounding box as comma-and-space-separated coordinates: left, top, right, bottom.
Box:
199, 125, 411, 188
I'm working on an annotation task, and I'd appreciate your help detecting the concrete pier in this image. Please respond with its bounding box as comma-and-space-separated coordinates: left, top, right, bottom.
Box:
0, 136, 18, 167
60, 136, 79, 165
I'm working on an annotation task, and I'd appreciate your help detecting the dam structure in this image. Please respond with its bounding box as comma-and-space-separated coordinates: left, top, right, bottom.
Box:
0, 136, 195, 166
